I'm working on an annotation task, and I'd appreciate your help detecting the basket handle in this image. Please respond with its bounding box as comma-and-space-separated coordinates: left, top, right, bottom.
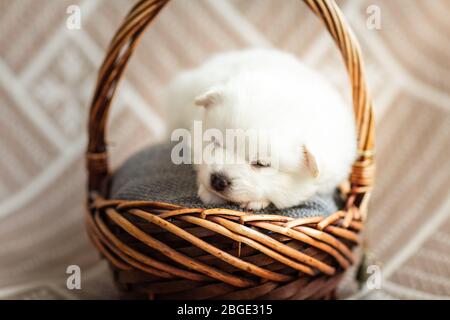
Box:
86, 0, 375, 205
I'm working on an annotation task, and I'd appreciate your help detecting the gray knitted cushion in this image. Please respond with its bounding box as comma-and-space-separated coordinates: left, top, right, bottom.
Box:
110, 144, 341, 218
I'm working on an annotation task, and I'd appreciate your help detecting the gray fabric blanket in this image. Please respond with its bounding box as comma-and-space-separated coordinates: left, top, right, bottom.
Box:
110, 144, 340, 218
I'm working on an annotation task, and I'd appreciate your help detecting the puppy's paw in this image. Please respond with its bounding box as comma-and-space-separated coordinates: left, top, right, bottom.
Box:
198, 184, 226, 205
240, 200, 270, 211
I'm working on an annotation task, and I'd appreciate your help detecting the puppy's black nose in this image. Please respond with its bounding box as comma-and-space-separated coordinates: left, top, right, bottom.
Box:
210, 173, 231, 192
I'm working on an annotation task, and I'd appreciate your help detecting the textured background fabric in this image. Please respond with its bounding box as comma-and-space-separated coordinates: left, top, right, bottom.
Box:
0, 0, 449, 299
110, 143, 340, 217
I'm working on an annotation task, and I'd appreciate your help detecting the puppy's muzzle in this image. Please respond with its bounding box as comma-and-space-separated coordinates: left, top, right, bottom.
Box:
210, 173, 231, 192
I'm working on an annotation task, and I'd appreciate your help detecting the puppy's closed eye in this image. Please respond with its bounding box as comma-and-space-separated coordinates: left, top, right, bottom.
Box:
251, 160, 271, 168
211, 136, 222, 148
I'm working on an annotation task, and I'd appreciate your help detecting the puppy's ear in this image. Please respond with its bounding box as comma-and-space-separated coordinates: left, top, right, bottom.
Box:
302, 145, 319, 178
194, 89, 221, 108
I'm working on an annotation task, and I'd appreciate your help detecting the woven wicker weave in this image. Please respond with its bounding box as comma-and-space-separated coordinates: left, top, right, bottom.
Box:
86, 0, 375, 300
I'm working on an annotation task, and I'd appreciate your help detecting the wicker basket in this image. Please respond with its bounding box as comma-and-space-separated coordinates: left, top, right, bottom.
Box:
86, 0, 375, 300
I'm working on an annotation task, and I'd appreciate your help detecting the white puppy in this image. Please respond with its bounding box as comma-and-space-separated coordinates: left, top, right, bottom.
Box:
167, 49, 357, 210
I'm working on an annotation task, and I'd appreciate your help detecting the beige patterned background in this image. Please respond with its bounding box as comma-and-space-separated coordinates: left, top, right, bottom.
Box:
0, 0, 449, 299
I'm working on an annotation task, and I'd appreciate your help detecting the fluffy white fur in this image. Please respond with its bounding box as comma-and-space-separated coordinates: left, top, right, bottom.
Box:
166, 49, 357, 210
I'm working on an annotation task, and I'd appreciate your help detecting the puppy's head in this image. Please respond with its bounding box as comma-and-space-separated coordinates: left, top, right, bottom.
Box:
193, 75, 321, 209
